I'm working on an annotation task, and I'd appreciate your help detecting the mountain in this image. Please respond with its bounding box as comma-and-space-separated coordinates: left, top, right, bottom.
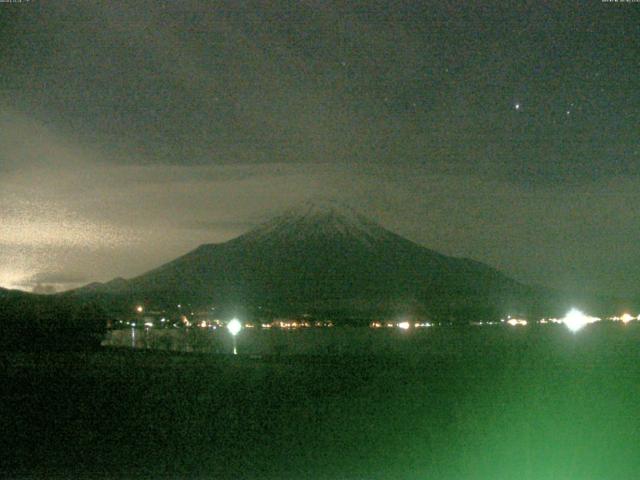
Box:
0, 286, 108, 351
71, 201, 557, 321
79, 277, 130, 294
0, 286, 32, 300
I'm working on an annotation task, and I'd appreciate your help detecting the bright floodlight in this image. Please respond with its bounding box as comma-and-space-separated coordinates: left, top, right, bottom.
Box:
621, 313, 634, 324
227, 318, 242, 336
563, 308, 589, 333
398, 321, 410, 330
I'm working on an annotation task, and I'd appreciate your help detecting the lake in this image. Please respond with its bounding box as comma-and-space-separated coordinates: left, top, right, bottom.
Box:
4, 323, 640, 479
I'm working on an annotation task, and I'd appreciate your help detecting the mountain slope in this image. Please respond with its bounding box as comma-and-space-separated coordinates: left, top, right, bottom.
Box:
72, 202, 547, 320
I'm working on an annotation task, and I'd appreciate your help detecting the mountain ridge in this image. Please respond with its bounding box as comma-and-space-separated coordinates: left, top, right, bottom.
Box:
58, 202, 639, 320
67, 202, 555, 321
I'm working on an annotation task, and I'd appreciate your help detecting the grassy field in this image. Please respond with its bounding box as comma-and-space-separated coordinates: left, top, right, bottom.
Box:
2, 324, 640, 479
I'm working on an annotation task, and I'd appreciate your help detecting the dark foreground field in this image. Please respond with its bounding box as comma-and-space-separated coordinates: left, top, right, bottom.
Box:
2, 325, 640, 479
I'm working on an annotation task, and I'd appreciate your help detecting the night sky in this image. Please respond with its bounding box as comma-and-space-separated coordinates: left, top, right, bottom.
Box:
1, 1, 639, 296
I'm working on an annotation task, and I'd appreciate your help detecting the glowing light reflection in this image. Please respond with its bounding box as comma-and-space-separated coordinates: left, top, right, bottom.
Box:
227, 318, 242, 336
562, 308, 599, 333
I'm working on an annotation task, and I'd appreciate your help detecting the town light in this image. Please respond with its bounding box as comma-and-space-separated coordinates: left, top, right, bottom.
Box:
562, 308, 592, 333
507, 318, 527, 326
227, 318, 242, 355
135, 305, 143, 313
227, 318, 242, 336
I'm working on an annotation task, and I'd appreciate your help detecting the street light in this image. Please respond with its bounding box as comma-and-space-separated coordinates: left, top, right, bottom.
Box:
227, 318, 242, 355
563, 308, 590, 333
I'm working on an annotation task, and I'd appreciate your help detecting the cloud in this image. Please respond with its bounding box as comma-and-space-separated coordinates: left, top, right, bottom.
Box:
13, 271, 90, 294
28, 271, 89, 285
185, 220, 258, 232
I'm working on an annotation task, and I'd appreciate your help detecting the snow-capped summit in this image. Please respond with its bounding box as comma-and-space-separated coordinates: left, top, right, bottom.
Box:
236, 199, 394, 246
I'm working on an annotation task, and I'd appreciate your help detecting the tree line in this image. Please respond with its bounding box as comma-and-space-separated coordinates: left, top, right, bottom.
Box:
0, 293, 108, 351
